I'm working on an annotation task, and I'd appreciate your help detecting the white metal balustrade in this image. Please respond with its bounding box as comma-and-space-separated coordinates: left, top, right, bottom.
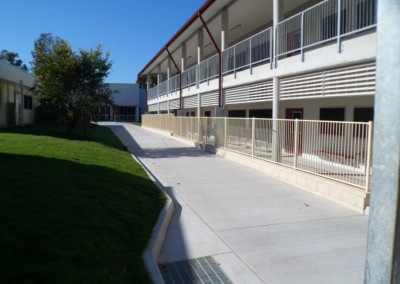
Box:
148, 74, 180, 101
223, 28, 272, 74
142, 114, 373, 190
147, 0, 376, 100
182, 65, 198, 89
276, 0, 377, 58
199, 54, 219, 83
169, 74, 180, 93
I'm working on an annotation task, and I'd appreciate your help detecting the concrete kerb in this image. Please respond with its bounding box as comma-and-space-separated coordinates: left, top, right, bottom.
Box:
104, 123, 174, 283
105, 123, 175, 284
129, 152, 175, 284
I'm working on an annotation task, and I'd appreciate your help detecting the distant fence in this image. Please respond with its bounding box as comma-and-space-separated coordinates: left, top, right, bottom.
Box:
142, 114, 373, 190
92, 114, 138, 122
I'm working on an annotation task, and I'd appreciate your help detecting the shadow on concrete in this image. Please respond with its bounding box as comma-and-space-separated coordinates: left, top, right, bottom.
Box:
107, 125, 215, 159
106, 124, 230, 283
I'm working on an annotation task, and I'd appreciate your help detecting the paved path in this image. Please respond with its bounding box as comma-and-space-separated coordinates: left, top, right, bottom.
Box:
104, 123, 368, 284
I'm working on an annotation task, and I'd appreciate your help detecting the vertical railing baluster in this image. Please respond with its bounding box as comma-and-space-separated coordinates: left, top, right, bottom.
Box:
294, 119, 299, 169
270, 28, 273, 69
196, 65, 199, 89
274, 26, 279, 68
250, 37, 253, 74
337, 0, 342, 53
301, 12, 305, 62
365, 121, 374, 192
252, 117, 256, 157
234, 46, 237, 78
224, 117, 227, 148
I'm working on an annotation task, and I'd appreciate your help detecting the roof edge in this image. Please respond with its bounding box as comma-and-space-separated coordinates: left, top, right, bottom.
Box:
138, 0, 216, 77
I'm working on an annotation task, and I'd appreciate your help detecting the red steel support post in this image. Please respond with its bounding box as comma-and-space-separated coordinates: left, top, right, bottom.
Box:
166, 47, 182, 110
198, 12, 222, 108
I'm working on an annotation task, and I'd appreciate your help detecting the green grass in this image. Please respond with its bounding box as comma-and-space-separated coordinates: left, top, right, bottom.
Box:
128, 122, 141, 127
0, 124, 165, 283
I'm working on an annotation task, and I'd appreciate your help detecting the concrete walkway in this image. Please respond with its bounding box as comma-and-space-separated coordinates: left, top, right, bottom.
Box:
104, 123, 368, 284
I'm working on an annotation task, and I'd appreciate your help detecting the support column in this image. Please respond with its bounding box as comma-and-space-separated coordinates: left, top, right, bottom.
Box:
365, 0, 400, 282
273, 0, 284, 67
221, 9, 229, 51
167, 100, 170, 114
157, 64, 162, 85
167, 57, 172, 80
146, 73, 151, 114
181, 43, 187, 72
272, 76, 281, 162
157, 102, 160, 114
197, 93, 201, 117
197, 30, 204, 64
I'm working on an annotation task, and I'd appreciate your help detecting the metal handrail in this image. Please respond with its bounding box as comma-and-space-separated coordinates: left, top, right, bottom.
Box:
148, 0, 376, 100
142, 114, 373, 190
276, 0, 377, 58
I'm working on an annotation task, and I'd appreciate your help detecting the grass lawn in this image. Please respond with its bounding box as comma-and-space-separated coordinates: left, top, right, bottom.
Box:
0, 123, 165, 283
128, 122, 141, 127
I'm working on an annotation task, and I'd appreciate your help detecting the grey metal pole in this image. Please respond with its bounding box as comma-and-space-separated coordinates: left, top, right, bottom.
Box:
364, 0, 400, 283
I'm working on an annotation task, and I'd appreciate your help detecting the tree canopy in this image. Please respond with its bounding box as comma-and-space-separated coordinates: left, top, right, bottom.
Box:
136, 74, 157, 89
31, 33, 113, 133
0, 50, 28, 71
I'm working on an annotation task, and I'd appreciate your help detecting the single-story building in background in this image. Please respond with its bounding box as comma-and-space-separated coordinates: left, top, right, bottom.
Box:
0, 62, 147, 125
93, 83, 147, 122
0, 61, 37, 127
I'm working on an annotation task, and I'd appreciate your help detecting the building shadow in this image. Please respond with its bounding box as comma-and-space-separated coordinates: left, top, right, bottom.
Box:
0, 153, 165, 283
106, 124, 232, 283
106, 125, 215, 159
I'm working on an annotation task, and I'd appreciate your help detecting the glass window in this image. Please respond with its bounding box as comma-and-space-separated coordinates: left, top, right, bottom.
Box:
24, 95, 32, 110
228, 110, 246, 118
320, 108, 345, 121
354, 107, 374, 122
249, 109, 272, 118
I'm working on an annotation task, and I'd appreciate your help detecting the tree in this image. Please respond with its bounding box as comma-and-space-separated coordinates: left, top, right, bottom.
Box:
0, 50, 28, 71
31, 33, 113, 134
137, 74, 157, 89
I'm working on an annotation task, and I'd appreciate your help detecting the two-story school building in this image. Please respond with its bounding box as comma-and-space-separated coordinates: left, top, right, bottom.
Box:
140, 0, 376, 123
139, 0, 377, 211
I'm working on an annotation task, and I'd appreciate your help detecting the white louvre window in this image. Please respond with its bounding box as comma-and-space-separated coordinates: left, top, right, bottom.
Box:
159, 102, 168, 111
280, 62, 376, 100
201, 91, 219, 107
170, 99, 180, 110
225, 80, 273, 105
148, 104, 158, 112
183, 95, 198, 108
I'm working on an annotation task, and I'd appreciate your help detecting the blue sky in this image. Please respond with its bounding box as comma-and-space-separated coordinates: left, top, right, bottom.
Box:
2, 0, 205, 83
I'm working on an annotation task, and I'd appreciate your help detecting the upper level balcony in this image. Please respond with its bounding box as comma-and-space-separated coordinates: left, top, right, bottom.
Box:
144, 0, 377, 105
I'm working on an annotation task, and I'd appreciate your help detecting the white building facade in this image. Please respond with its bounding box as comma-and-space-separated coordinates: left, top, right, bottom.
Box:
140, 0, 376, 123
139, 0, 377, 211
94, 83, 147, 122
0, 61, 37, 127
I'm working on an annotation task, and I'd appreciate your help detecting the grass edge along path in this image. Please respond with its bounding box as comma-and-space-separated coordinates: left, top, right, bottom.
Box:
0, 124, 165, 283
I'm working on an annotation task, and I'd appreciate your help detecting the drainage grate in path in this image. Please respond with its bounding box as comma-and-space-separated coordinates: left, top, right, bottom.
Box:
159, 256, 233, 284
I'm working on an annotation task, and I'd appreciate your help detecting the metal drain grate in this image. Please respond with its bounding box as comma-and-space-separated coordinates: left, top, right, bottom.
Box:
159, 256, 233, 284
